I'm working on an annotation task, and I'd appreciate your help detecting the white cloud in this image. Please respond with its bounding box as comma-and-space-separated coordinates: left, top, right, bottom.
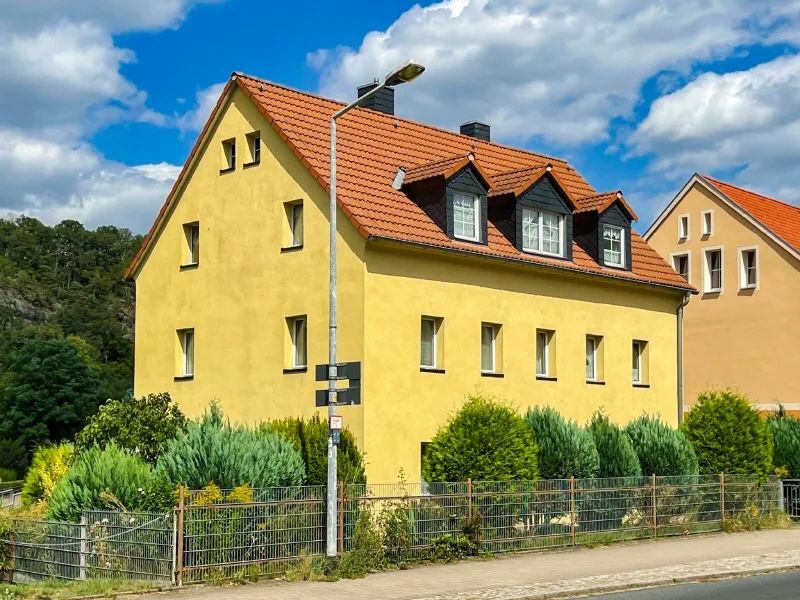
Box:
176, 82, 227, 133
310, 0, 800, 146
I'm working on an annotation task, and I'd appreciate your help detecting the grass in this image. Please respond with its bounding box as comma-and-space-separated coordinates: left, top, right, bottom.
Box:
0, 579, 164, 600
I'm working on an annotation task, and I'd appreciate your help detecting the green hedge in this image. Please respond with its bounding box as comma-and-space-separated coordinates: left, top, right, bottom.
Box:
625, 415, 698, 476
524, 406, 599, 479
587, 411, 642, 478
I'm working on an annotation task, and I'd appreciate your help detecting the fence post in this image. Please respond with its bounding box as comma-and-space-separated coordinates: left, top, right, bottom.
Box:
79, 514, 87, 581
171, 507, 177, 586
651, 474, 657, 538
7, 530, 14, 584
720, 473, 725, 530
337, 481, 344, 556
569, 476, 576, 547
779, 479, 785, 513
176, 485, 185, 587
467, 478, 473, 519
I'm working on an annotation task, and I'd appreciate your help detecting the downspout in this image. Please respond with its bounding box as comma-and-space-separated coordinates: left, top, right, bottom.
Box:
677, 292, 691, 424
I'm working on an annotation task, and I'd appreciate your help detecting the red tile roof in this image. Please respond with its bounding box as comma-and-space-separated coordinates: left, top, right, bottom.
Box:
702, 176, 800, 254
576, 191, 639, 222
403, 152, 492, 187
126, 73, 693, 292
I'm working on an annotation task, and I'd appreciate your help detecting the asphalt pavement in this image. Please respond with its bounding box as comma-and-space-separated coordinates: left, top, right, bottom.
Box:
580, 570, 800, 599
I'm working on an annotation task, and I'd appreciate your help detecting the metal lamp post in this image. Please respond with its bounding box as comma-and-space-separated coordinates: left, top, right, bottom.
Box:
326, 59, 425, 559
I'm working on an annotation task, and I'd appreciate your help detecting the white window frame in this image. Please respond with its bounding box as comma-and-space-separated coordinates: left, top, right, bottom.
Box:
585, 336, 597, 381
678, 214, 690, 241
701, 209, 714, 237
247, 131, 261, 164
703, 246, 724, 294
481, 324, 496, 373
420, 318, 437, 369
223, 139, 236, 170
181, 329, 194, 377
738, 246, 759, 290
536, 330, 550, 377
632, 341, 642, 384
291, 203, 304, 247
669, 251, 691, 283
521, 207, 565, 258
602, 224, 625, 268
292, 317, 307, 368
186, 223, 199, 265
453, 192, 481, 242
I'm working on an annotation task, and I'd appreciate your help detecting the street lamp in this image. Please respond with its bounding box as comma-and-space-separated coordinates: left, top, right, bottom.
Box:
326, 59, 425, 560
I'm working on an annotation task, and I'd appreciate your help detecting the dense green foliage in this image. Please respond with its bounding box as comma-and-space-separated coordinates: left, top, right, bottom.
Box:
156, 403, 305, 489
0, 439, 28, 480
268, 414, 366, 485
682, 390, 773, 477
0, 338, 101, 448
0, 468, 15, 483
22, 443, 74, 506
587, 411, 642, 479
47, 443, 155, 522
524, 406, 599, 479
75, 392, 188, 463
767, 413, 800, 478
625, 415, 698, 476
423, 394, 539, 483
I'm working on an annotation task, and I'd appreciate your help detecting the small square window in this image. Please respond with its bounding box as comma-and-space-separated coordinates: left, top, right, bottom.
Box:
222, 139, 236, 171
481, 323, 496, 373
453, 192, 480, 242
701, 210, 713, 237
536, 329, 554, 377
678, 214, 689, 241
183, 223, 199, 266
180, 329, 194, 377
739, 247, 758, 289
704, 248, 723, 293
291, 317, 307, 368
246, 132, 261, 165
602, 225, 624, 268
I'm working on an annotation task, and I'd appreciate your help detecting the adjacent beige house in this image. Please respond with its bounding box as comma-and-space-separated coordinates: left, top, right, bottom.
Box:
645, 174, 800, 414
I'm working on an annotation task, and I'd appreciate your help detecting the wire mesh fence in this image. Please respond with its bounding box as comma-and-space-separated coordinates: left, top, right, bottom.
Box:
784, 480, 800, 518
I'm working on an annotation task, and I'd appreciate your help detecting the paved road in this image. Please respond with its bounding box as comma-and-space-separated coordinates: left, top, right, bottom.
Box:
580, 571, 800, 599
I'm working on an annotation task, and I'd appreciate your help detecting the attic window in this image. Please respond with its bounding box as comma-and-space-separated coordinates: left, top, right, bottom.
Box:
221, 139, 236, 172
602, 225, 624, 268
453, 193, 480, 242
522, 208, 563, 257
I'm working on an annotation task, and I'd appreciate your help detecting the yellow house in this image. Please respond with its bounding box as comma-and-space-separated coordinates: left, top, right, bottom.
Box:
126, 72, 694, 483
645, 174, 800, 413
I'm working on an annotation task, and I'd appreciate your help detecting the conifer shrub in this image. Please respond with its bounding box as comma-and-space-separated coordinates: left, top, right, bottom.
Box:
156, 402, 305, 489
681, 390, 772, 477
47, 443, 154, 522
22, 443, 74, 506
268, 414, 366, 485
587, 411, 642, 479
0, 440, 29, 480
524, 406, 599, 479
767, 412, 800, 479
0, 468, 16, 483
423, 394, 538, 482
625, 415, 698, 476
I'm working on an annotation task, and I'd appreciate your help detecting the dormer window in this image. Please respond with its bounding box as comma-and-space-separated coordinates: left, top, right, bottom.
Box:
602, 225, 624, 268
453, 192, 480, 241
522, 208, 564, 257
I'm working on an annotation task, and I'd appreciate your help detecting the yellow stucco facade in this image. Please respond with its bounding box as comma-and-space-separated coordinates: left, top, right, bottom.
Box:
133, 87, 686, 483
646, 180, 800, 410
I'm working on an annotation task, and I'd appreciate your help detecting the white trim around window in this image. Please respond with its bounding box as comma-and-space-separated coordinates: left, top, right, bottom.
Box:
738, 245, 759, 290
181, 329, 195, 377
701, 209, 714, 237
669, 250, 691, 283
536, 330, 549, 377
678, 213, 690, 241
602, 224, 625, 268
480, 324, 496, 373
703, 246, 724, 294
521, 207, 565, 257
420, 317, 437, 369
632, 341, 642, 384
585, 336, 597, 381
453, 192, 481, 242
292, 317, 307, 368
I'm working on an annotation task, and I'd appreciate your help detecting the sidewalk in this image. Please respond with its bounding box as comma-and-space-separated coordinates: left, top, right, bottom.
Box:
158, 529, 800, 600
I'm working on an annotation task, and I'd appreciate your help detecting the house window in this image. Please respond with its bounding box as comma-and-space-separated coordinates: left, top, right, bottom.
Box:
671, 252, 689, 282
246, 132, 261, 165
739, 247, 758, 289
291, 317, 307, 368
536, 329, 554, 377
678, 214, 689, 241
585, 336, 597, 381
291, 203, 304, 247
704, 248, 723, 293
453, 192, 480, 241
180, 329, 194, 377
602, 225, 624, 268
183, 223, 199, 266
632, 341, 642, 384
480, 324, 496, 373
421, 318, 437, 369
522, 208, 563, 257
222, 139, 236, 171
701, 210, 713, 237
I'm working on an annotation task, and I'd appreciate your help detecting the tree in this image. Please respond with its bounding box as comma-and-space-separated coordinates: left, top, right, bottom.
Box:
681, 390, 772, 477
0, 439, 29, 480
767, 412, 800, 478
625, 415, 698, 476
587, 411, 642, 479
75, 392, 188, 463
423, 394, 538, 483
0, 338, 101, 448
524, 406, 599, 479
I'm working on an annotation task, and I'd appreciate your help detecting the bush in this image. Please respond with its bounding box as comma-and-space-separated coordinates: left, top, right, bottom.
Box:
156, 402, 305, 489
587, 411, 642, 478
0, 468, 16, 483
423, 394, 538, 482
75, 392, 187, 463
524, 406, 599, 479
767, 413, 800, 479
625, 415, 698, 476
269, 414, 366, 485
0, 439, 28, 479
22, 443, 74, 506
682, 390, 772, 477
47, 443, 155, 522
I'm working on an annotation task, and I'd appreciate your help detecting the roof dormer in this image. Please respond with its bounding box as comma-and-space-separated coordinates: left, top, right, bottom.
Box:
573, 191, 638, 271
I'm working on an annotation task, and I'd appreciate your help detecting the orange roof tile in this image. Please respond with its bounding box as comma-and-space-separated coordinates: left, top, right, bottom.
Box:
126, 73, 692, 292
403, 152, 492, 187
576, 191, 639, 222
702, 176, 800, 254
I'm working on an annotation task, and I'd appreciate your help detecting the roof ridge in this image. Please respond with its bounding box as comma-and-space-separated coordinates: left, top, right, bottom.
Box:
579, 190, 621, 200
234, 71, 573, 168
702, 174, 800, 214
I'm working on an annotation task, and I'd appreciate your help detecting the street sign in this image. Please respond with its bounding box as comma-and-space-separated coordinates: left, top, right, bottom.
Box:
329, 415, 343, 431
315, 362, 362, 382
314, 361, 362, 408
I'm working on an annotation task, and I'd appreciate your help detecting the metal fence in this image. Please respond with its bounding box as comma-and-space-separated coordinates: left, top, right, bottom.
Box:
784, 480, 800, 518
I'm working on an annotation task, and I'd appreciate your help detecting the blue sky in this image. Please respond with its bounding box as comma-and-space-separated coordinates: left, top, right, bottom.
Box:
2, 0, 800, 232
